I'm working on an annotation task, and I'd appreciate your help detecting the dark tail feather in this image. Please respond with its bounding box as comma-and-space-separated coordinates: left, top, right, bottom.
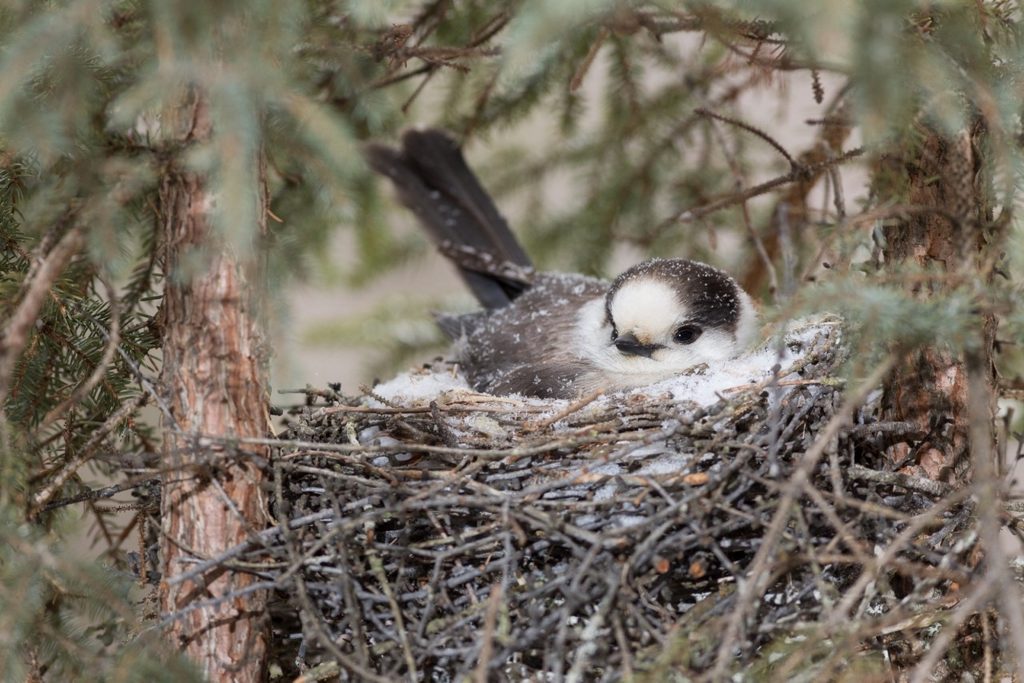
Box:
365, 129, 532, 309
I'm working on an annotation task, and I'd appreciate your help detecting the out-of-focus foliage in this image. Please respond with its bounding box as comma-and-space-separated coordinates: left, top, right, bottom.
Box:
301, 296, 450, 360
0, 158, 191, 676
0, 0, 1022, 678
0, 506, 201, 682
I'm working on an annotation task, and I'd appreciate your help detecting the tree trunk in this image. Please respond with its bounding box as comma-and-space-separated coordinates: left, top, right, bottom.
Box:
876, 123, 996, 484
158, 90, 270, 682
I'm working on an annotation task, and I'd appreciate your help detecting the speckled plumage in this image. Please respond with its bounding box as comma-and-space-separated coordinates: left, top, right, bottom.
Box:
443, 273, 608, 398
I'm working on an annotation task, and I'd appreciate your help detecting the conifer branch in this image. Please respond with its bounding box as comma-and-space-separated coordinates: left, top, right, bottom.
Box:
37, 276, 122, 431
30, 393, 148, 514
0, 221, 84, 403
695, 107, 797, 168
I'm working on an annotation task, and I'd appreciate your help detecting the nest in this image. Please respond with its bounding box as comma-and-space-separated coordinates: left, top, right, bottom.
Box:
257, 318, 980, 680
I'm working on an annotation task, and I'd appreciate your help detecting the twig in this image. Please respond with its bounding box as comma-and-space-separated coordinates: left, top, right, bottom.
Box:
907, 564, 996, 683
695, 107, 797, 167
525, 389, 604, 431
702, 102, 780, 297
367, 544, 418, 677
473, 584, 503, 682
40, 474, 158, 512
662, 147, 865, 230
708, 355, 894, 678
965, 349, 1024, 679
31, 393, 149, 514
208, 430, 660, 461
845, 464, 953, 497
165, 509, 335, 587
570, 27, 609, 92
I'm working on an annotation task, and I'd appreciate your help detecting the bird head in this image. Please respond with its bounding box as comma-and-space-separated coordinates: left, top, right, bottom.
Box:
600, 258, 758, 377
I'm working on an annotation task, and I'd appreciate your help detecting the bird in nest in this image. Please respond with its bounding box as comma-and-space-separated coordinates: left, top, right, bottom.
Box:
366, 129, 759, 400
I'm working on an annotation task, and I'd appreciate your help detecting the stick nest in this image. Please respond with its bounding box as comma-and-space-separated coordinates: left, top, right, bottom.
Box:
259, 318, 981, 681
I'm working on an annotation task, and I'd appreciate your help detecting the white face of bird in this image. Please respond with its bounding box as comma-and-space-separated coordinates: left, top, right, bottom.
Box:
575, 260, 759, 389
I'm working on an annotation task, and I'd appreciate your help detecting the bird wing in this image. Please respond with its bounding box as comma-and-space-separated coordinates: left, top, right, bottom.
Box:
457, 273, 609, 398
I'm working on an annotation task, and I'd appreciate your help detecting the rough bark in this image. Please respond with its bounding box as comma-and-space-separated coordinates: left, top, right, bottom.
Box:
876, 123, 996, 484
158, 91, 270, 682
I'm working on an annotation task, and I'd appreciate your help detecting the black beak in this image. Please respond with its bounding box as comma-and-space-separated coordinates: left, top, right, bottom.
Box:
614, 332, 662, 358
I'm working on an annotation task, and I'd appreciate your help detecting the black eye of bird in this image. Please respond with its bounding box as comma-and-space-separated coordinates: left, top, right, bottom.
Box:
673, 324, 702, 345
610, 323, 618, 342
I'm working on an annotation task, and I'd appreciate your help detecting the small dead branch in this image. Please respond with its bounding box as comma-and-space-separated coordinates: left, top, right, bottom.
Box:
31, 393, 149, 514
656, 146, 864, 232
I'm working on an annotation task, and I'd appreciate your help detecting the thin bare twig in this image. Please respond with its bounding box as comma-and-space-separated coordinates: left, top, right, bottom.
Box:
702, 104, 779, 297
658, 146, 865, 232
31, 393, 149, 514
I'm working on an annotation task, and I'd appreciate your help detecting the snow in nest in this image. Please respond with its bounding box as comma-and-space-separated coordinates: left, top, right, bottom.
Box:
368, 317, 839, 413
370, 366, 472, 405
632, 318, 836, 406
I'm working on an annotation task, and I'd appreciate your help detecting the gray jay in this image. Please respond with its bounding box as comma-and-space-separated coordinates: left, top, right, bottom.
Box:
366, 129, 758, 399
